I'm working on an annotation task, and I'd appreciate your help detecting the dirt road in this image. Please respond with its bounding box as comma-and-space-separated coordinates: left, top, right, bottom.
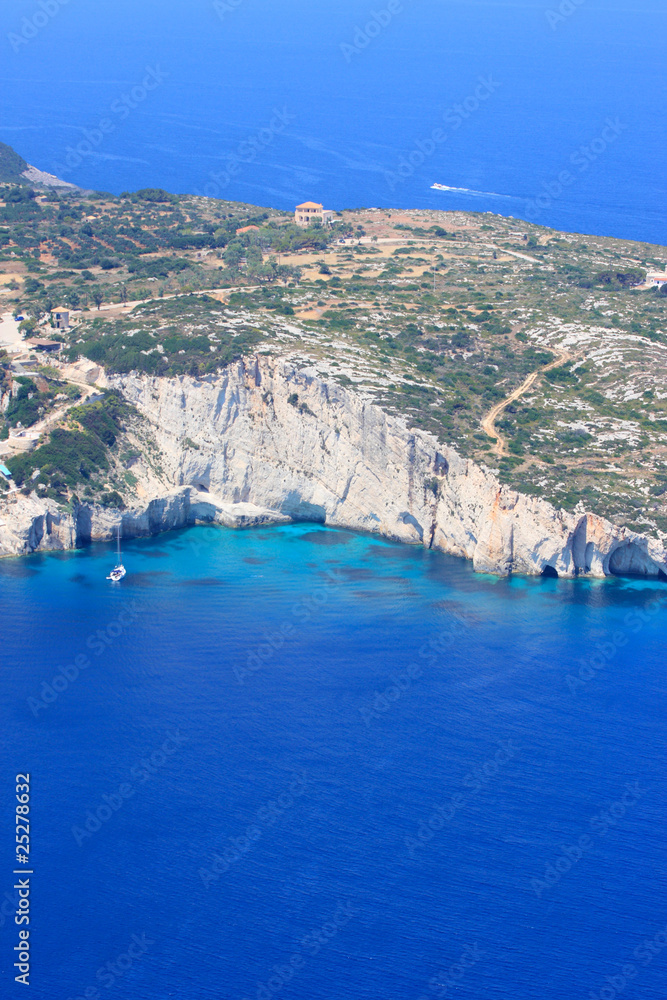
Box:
481, 349, 571, 456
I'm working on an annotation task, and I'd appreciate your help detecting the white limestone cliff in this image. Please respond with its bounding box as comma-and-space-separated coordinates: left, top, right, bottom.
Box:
0, 354, 665, 579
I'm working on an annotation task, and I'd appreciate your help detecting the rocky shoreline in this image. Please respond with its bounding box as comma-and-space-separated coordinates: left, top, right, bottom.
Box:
1, 355, 665, 580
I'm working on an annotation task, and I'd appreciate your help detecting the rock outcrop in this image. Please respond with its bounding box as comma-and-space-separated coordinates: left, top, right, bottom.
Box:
1, 354, 665, 579
0, 489, 288, 558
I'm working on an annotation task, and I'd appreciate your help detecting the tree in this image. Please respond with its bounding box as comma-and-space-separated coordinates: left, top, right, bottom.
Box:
223, 241, 244, 269
92, 289, 104, 310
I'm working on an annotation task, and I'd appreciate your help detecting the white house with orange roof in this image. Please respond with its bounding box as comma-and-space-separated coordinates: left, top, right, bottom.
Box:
295, 201, 324, 226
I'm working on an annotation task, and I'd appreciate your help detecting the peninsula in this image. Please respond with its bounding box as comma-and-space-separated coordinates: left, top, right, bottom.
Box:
1, 143, 666, 578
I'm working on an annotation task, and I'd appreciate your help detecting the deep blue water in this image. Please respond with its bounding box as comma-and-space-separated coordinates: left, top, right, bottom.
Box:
1, 523, 666, 999
0, 0, 666, 244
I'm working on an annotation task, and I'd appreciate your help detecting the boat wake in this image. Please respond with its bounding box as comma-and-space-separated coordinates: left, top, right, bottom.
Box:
431, 183, 512, 199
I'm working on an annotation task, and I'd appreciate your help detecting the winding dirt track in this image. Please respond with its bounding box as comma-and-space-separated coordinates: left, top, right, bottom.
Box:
481, 349, 571, 456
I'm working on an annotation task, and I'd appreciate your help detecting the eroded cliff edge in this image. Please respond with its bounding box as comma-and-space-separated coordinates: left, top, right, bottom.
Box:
1, 355, 665, 579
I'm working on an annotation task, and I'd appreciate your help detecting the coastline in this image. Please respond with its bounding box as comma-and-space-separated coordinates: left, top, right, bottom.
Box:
2, 356, 665, 581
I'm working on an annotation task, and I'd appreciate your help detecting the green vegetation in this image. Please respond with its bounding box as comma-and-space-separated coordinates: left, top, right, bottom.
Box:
6, 391, 134, 504
0, 141, 28, 184
67, 295, 264, 376
1, 142, 666, 532
589, 267, 646, 289
3, 376, 81, 429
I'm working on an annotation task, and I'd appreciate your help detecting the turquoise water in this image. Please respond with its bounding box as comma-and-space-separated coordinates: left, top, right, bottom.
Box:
0, 0, 665, 242
1, 523, 666, 998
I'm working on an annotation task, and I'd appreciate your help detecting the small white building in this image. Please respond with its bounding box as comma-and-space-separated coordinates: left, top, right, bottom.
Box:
51, 307, 70, 330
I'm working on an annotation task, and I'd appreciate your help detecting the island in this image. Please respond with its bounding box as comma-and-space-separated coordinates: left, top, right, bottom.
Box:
1, 141, 666, 578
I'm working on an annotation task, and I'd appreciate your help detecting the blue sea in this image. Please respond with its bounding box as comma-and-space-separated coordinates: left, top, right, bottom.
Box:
0, 0, 666, 244
1, 523, 666, 999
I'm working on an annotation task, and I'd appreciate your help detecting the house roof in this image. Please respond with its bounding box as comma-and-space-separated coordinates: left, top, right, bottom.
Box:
25, 339, 61, 348
51, 306, 69, 313
296, 202, 323, 210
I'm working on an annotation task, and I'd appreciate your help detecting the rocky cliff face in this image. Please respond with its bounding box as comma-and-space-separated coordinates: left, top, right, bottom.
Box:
1, 354, 665, 579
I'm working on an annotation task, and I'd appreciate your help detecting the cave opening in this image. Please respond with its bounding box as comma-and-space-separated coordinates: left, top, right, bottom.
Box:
541, 565, 559, 579
608, 542, 663, 579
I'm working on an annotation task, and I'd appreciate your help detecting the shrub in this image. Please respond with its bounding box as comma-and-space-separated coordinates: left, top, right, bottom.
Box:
135, 188, 176, 203
100, 491, 125, 508
592, 268, 645, 288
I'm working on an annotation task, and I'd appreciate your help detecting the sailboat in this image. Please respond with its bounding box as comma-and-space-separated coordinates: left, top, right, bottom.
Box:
106, 525, 126, 582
